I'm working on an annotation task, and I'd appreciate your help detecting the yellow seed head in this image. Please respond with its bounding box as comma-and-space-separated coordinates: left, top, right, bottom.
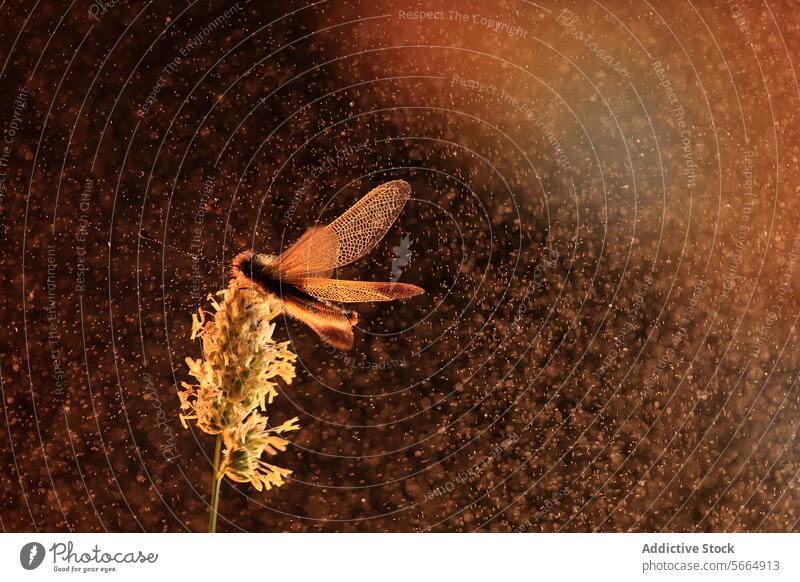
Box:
179, 278, 300, 491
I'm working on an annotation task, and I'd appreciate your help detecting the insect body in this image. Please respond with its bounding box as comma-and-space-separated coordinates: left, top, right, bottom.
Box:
233, 180, 424, 350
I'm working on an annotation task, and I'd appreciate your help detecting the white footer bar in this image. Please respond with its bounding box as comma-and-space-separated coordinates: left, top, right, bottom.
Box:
1, 533, 797, 581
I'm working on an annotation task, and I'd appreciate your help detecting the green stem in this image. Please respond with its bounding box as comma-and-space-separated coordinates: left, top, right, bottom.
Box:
208, 434, 223, 533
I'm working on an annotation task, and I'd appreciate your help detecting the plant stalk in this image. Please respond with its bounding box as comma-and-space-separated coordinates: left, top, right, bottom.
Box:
208, 434, 223, 533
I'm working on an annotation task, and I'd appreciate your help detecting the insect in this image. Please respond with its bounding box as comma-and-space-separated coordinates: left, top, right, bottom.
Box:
232, 180, 424, 350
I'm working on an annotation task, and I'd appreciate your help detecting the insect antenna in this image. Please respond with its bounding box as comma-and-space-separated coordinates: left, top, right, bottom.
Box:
138, 230, 225, 270
221, 217, 261, 257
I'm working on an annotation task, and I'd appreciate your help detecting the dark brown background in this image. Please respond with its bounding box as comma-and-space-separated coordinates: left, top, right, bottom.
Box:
1, 0, 799, 532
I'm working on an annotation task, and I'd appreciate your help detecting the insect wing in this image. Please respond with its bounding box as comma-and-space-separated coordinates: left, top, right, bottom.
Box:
326, 179, 411, 268
297, 278, 424, 303
281, 293, 355, 350
275, 180, 411, 280
276, 226, 338, 280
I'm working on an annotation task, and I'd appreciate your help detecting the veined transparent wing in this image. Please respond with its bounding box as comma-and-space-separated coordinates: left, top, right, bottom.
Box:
296, 278, 424, 303
276, 226, 338, 280
276, 180, 412, 280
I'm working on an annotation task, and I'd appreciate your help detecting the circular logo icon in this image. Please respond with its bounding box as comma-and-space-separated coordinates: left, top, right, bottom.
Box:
20, 542, 46, 570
